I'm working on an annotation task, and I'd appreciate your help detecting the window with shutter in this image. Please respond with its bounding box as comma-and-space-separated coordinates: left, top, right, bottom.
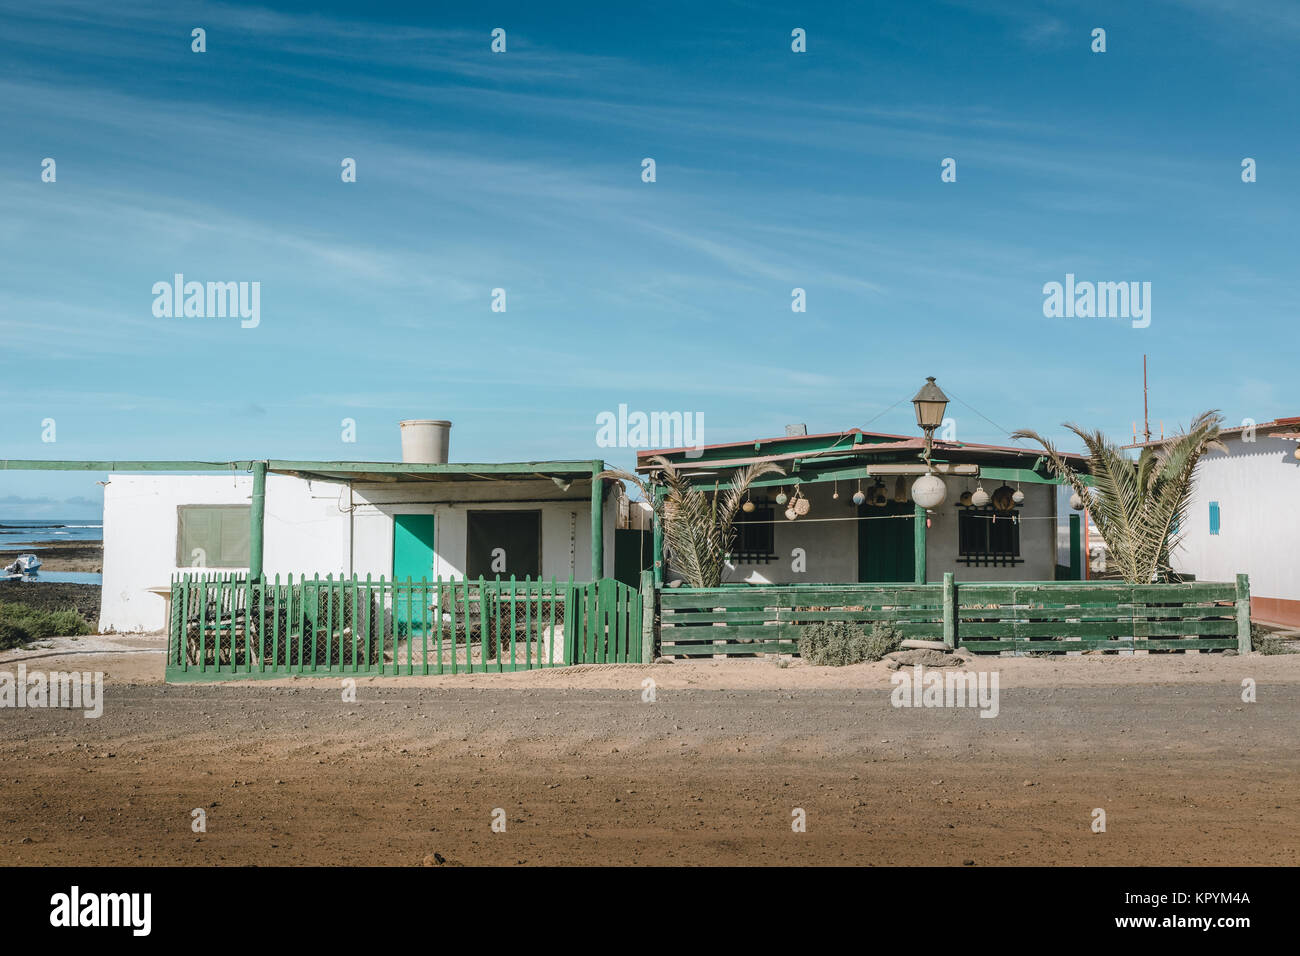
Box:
176, 505, 250, 567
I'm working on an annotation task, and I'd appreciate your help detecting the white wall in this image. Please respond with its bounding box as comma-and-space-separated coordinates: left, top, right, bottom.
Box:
1173, 435, 1300, 601
702, 476, 1058, 585
348, 480, 614, 583
101, 473, 615, 633
926, 479, 1058, 582
723, 480, 859, 584
101, 475, 349, 633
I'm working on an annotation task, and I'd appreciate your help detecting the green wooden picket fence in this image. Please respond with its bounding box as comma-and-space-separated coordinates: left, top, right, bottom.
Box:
658, 574, 1252, 657
166, 572, 645, 681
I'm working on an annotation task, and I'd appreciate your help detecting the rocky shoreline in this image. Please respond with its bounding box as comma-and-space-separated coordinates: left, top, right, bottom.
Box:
0, 539, 102, 573
0, 581, 100, 622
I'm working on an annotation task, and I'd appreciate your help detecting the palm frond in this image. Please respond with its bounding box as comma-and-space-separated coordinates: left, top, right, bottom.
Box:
601, 456, 784, 588
1013, 411, 1225, 583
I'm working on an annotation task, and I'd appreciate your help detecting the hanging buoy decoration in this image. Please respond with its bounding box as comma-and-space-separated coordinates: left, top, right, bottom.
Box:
1070, 492, 1084, 511
958, 491, 973, 507
742, 499, 756, 513
991, 485, 1016, 513
794, 495, 811, 516
910, 474, 946, 508
870, 480, 888, 507
852, 479, 866, 506
971, 483, 991, 508
832, 480, 840, 501
1012, 486, 1026, 506
785, 506, 798, 521
775, 489, 788, 505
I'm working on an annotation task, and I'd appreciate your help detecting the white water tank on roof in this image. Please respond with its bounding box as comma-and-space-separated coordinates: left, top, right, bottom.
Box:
400, 420, 452, 464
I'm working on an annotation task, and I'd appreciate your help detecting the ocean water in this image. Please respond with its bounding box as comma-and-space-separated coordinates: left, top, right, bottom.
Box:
1, 571, 102, 584
0, 519, 103, 549
0, 520, 103, 584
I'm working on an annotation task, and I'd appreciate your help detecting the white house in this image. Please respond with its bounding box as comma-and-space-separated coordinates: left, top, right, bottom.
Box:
637, 426, 1089, 585
91, 422, 616, 632
1135, 416, 1300, 628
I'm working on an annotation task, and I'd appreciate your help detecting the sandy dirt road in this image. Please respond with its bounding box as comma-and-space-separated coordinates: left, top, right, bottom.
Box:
1, 661, 1296, 866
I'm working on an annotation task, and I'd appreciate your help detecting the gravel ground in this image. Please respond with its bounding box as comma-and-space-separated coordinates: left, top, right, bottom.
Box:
1, 679, 1295, 866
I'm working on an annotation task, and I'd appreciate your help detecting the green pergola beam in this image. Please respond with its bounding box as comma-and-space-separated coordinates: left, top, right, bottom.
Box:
914, 502, 927, 584
652, 486, 665, 587
1, 460, 258, 472
1, 458, 604, 476
591, 464, 604, 579
978, 465, 1095, 486
1069, 513, 1083, 580
665, 462, 1089, 493
249, 461, 267, 579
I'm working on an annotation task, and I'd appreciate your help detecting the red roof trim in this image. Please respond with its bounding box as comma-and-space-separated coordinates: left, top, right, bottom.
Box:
1123, 415, 1300, 449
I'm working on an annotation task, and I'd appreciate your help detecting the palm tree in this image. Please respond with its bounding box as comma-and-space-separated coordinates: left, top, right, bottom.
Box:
1011, 411, 1227, 584
600, 455, 784, 588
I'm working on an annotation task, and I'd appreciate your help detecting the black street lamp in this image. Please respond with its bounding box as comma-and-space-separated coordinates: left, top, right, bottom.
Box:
911, 375, 949, 466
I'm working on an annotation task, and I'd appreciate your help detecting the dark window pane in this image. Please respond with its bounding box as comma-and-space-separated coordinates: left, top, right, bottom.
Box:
958, 509, 1020, 564
732, 507, 775, 559
466, 510, 542, 579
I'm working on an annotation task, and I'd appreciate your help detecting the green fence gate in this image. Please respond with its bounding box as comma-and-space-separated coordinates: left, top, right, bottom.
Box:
657, 575, 1252, 657
166, 573, 644, 681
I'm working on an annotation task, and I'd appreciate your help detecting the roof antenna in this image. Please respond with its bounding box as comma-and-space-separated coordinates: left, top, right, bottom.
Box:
1143, 354, 1152, 444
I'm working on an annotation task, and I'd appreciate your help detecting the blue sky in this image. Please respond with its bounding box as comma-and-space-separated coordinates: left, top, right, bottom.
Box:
2, 0, 1297, 516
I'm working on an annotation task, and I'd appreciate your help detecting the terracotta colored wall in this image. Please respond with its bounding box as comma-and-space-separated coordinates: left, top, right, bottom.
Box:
1252, 595, 1300, 630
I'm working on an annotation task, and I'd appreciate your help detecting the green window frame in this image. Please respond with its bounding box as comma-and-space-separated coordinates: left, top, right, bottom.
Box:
177, 505, 251, 568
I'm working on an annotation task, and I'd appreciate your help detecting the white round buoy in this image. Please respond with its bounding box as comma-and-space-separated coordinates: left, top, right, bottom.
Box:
911, 474, 946, 508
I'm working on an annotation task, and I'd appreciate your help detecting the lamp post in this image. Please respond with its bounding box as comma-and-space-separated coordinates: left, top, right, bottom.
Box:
909, 376, 949, 586
911, 375, 950, 467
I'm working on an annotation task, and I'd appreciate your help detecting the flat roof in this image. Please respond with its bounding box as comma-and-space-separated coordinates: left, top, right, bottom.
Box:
0, 459, 606, 485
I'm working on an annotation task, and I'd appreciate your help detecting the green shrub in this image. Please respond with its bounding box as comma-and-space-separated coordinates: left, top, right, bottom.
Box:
797, 621, 902, 666
0, 620, 30, 650
0, 601, 92, 649
862, 622, 904, 660
1253, 634, 1298, 656
1250, 624, 1296, 655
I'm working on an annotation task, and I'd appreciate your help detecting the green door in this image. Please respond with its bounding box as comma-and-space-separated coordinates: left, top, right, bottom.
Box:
857, 501, 915, 582
394, 514, 436, 581
394, 514, 436, 634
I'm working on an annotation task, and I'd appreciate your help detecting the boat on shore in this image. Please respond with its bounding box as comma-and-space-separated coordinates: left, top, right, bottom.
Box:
2, 553, 42, 577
